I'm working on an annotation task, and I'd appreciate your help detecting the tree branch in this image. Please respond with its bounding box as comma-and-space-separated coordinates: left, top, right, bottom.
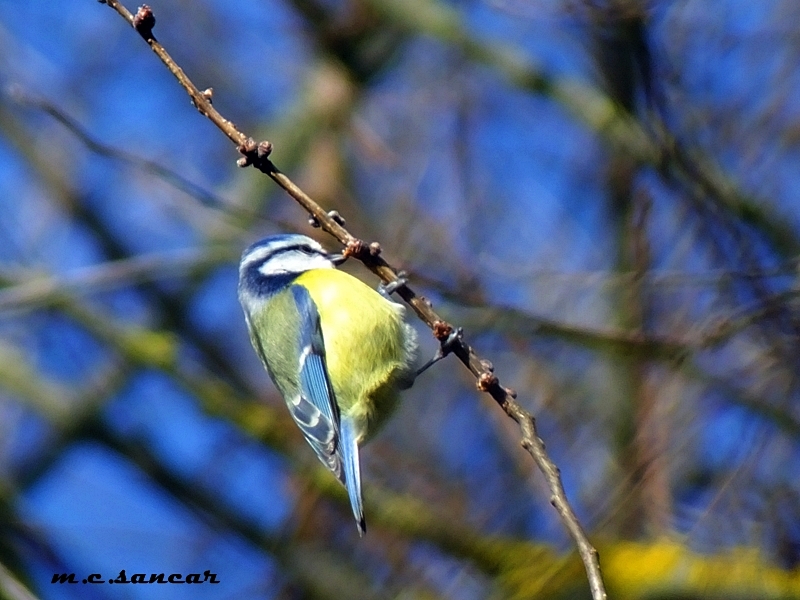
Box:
0, 561, 40, 600
99, 2, 607, 597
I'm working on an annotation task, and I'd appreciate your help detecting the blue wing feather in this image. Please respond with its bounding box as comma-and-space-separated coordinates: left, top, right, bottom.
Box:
288, 286, 343, 478
291, 285, 340, 424
299, 351, 338, 425
290, 285, 365, 533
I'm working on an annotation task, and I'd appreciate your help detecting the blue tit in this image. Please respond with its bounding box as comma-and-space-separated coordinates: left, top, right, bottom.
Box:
237, 233, 419, 535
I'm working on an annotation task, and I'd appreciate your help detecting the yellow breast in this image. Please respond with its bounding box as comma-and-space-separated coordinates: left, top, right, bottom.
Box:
295, 269, 414, 439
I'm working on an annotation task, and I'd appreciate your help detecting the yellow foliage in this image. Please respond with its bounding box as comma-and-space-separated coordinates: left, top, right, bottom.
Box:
489, 538, 800, 600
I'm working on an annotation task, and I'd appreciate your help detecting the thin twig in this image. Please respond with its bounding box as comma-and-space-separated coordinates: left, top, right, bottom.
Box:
99, 2, 607, 597
7, 85, 224, 209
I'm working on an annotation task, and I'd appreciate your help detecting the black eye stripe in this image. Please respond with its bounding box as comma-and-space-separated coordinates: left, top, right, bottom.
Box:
242, 237, 326, 268
250, 244, 324, 267
289, 244, 324, 258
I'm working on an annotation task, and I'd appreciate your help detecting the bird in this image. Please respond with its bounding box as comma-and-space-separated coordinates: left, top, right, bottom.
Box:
237, 233, 419, 535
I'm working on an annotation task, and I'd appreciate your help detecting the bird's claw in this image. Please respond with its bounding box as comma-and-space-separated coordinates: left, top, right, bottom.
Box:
416, 326, 463, 377
309, 210, 346, 229
379, 271, 408, 299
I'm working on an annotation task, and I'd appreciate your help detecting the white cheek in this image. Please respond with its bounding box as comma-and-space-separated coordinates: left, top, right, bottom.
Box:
258, 253, 333, 275
243, 246, 273, 267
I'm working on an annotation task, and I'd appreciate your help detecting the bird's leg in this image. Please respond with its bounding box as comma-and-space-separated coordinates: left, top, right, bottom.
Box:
416, 327, 463, 377
309, 210, 346, 229
378, 271, 408, 300
328, 235, 372, 266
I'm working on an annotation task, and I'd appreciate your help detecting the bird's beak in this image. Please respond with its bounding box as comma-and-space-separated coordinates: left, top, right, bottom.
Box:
328, 252, 348, 266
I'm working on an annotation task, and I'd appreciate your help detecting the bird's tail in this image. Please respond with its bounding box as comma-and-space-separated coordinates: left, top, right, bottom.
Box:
340, 418, 366, 535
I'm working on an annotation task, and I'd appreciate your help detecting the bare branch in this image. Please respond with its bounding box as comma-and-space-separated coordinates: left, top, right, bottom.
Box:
0, 562, 40, 600
100, 2, 607, 597
7, 86, 224, 209
0, 246, 237, 315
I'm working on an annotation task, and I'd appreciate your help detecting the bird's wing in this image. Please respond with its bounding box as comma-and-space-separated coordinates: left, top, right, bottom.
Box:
291, 285, 365, 533
288, 285, 343, 479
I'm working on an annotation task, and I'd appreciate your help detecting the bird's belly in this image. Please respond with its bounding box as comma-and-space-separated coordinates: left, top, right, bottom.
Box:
295, 269, 413, 438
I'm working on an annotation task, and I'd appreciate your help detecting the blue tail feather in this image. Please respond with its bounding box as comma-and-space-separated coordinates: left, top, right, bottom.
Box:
340, 418, 365, 535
